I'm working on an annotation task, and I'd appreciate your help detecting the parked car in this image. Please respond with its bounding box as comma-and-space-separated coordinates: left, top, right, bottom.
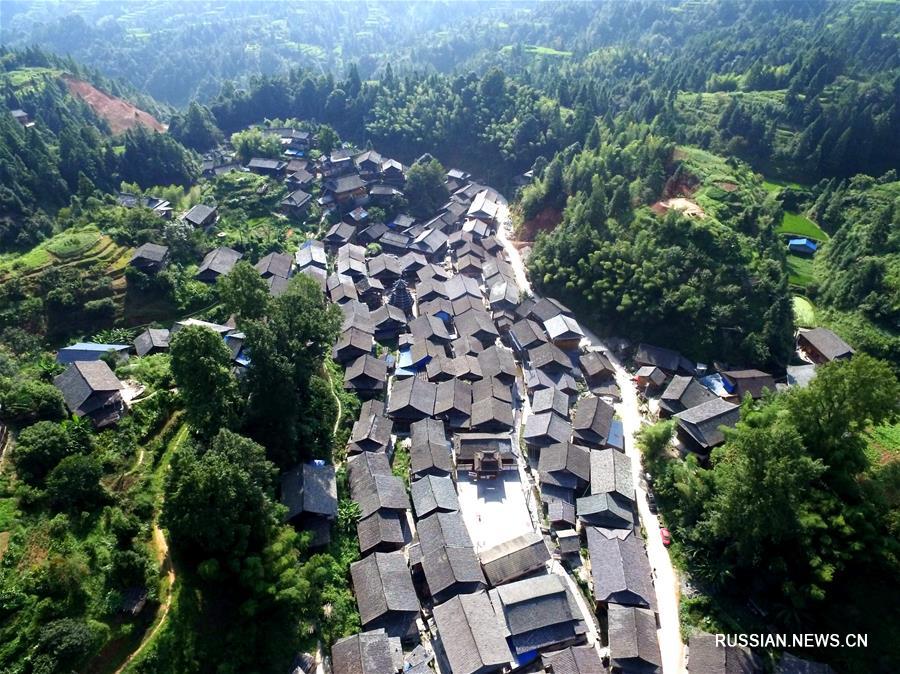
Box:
660, 527, 672, 546
647, 492, 658, 514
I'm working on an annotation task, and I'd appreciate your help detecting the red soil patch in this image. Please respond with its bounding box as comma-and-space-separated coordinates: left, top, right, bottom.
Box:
716, 181, 739, 192
64, 76, 165, 135
518, 206, 563, 242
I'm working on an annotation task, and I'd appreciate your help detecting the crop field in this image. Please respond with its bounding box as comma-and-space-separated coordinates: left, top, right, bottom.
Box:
778, 211, 829, 241
787, 253, 815, 288
793, 296, 816, 327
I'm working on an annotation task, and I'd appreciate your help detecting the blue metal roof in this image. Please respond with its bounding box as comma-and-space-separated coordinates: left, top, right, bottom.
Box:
57, 343, 130, 364
606, 419, 625, 451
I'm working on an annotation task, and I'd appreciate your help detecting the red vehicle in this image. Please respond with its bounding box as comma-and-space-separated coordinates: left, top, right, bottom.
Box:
660, 527, 672, 546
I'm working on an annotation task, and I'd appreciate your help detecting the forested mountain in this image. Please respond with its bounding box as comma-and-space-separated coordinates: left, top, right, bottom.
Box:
1, 48, 196, 222
4, 0, 898, 182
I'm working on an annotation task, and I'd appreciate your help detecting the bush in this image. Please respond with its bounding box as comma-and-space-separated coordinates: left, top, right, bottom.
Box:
46, 454, 105, 511
12, 421, 73, 485
0, 378, 66, 424
83, 296, 117, 320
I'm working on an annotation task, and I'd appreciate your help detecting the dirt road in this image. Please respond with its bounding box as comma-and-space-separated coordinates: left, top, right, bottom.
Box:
496, 207, 686, 673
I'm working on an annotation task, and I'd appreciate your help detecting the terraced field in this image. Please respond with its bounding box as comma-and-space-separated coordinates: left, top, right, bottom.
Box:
0, 227, 131, 281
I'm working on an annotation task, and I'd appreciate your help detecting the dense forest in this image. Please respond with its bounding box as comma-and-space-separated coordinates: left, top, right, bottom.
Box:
0, 1, 897, 673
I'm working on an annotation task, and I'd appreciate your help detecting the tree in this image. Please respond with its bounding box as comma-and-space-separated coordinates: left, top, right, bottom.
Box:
316, 124, 339, 155
162, 429, 279, 563
0, 379, 66, 424
230, 127, 281, 163
46, 454, 105, 511
169, 101, 223, 152
12, 420, 75, 485
403, 158, 448, 218
217, 261, 271, 322
31, 618, 106, 674
169, 325, 242, 438
242, 275, 341, 466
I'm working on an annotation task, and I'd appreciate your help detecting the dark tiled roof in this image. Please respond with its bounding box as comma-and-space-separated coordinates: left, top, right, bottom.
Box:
797, 327, 853, 362
479, 530, 551, 586
347, 451, 392, 491
454, 310, 499, 344
635, 342, 693, 374
587, 527, 655, 609
675, 398, 740, 449
432, 591, 512, 674
659, 375, 717, 415
387, 377, 437, 419
775, 653, 836, 674
325, 173, 367, 194
131, 242, 169, 263
489, 573, 587, 655
354, 474, 411, 519
409, 418, 453, 476
721, 369, 776, 399
350, 552, 420, 631
54, 361, 123, 415
477, 344, 517, 382
577, 493, 633, 529
421, 542, 485, 600
410, 474, 459, 518
608, 604, 662, 673
541, 644, 606, 674
528, 342, 573, 373
345, 354, 388, 391
133, 328, 170, 356
357, 511, 405, 555
409, 314, 452, 343
197, 247, 242, 277
434, 378, 473, 429
538, 442, 590, 489
590, 448, 634, 499
579, 350, 614, 379
532, 387, 570, 418
509, 318, 549, 351
688, 632, 762, 674
572, 396, 615, 447
331, 629, 398, 674
254, 251, 293, 279
523, 412, 571, 447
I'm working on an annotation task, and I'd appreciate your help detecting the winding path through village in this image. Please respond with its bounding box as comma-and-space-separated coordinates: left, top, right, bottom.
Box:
495, 205, 687, 674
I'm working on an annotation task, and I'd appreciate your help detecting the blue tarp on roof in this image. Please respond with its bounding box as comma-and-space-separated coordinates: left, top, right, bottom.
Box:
606, 419, 625, 451
57, 342, 130, 364
788, 238, 817, 254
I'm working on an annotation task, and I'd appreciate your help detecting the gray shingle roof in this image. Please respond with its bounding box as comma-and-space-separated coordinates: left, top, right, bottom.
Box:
387, 377, 437, 419
410, 474, 459, 518
331, 629, 399, 674
509, 318, 548, 351
477, 344, 517, 382
133, 328, 170, 357
721, 369, 776, 399
689, 632, 762, 674
608, 604, 662, 673
254, 251, 293, 279
347, 451, 392, 492
54, 361, 123, 416
302, 463, 338, 517
354, 474, 411, 519
541, 644, 606, 674
432, 382, 470, 432
797, 327, 853, 362
454, 309, 499, 344
417, 510, 473, 553
528, 342, 572, 373
357, 511, 405, 555
577, 493, 634, 529
587, 527, 655, 609
579, 350, 614, 380
131, 242, 169, 264
538, 442, 591, 489
409, 418, 453, 477
659, 376, 717, 416
572, 396, 615, 447
350, 552, 420, 631
675, 398, 741, 450
489, 573, 587, 655
532, 387, 571, 418
590, 448, 634, 499
349, 400, 393, 452
479, 530, 550, 586
523, 412, 572, 447
344, 354, 387, 391
421, 541, 485, 600
197, 246, 242, 277
433, 591, 512, 674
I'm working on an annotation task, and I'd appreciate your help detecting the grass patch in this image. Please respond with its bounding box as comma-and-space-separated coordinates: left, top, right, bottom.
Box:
793, 296, 816, 327
45, 229, 103, 258
525, 45, 572, 57
787, 253, 816, 288
0, 497, 19, 531
762, 178, 803, 194
865, 421, 900, 465
778, 211, 829, 241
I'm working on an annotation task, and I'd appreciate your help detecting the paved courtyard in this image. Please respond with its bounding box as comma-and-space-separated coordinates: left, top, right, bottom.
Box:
456, 472, 536, 552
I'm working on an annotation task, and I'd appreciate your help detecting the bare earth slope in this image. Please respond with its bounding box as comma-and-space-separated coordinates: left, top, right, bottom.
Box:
64, 76, 165, 135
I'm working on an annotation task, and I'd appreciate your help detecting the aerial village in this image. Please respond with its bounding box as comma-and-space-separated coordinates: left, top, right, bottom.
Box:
49, 125, 855, 674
